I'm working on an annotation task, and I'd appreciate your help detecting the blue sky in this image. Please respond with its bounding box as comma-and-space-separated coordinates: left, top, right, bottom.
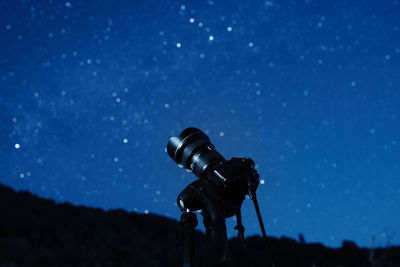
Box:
1, 0, 399, 247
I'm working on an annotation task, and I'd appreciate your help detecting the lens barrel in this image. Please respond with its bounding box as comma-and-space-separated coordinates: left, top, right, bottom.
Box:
167, 128, 225, 178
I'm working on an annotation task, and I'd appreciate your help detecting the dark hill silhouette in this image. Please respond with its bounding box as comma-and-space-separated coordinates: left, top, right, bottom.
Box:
0, 183, 399, 266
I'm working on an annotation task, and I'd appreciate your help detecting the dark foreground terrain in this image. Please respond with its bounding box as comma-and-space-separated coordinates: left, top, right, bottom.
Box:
0, 184, 399, 267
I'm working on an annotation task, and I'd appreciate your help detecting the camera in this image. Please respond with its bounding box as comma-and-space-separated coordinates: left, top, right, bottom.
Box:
167, 127, 259, 218
167, 127, 272, 266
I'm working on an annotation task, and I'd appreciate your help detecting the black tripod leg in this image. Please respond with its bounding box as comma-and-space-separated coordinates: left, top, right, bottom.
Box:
234, 209, 245, 244
181, 210, 198, 267
250, 190, 276, 267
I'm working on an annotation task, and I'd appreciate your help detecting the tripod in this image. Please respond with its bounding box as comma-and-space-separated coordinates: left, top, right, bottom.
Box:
177, 159, 274, 267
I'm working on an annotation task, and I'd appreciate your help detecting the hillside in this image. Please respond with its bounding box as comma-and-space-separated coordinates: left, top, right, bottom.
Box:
0, 184, 398, 266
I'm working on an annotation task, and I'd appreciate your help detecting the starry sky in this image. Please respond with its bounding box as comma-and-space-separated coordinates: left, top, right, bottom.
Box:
1, 0, 399, 248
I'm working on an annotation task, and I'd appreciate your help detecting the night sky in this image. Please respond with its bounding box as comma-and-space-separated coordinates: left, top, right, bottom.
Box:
2, 0, 399, 248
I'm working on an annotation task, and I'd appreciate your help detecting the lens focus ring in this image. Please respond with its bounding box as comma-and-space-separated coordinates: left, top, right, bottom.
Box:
167, 128, 225, 178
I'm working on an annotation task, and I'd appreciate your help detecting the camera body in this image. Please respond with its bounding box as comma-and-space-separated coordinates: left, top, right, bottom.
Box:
206, 157, 260, 217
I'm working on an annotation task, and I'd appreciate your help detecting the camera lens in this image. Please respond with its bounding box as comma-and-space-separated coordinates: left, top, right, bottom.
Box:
167, 128, 225, 178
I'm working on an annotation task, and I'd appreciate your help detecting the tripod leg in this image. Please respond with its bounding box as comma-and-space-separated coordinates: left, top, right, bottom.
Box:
234, 209, 245, 244
250, 191, 276, 267
181, 210, 198, 267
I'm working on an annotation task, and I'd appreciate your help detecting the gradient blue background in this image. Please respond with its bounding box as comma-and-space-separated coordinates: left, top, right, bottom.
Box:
1, 0, 399, 248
